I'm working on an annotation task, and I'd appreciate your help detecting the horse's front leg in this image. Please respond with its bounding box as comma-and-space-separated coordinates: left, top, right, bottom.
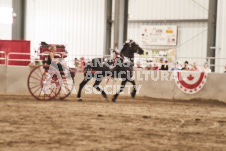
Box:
112, 80, 127, 102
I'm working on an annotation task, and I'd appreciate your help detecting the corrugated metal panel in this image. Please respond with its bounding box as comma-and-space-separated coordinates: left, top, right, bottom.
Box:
215, 0, 226, 73
0, 0, 12, 40
0, 0, 11, 7
26, 0, 105, 57
128, 0, 209, 20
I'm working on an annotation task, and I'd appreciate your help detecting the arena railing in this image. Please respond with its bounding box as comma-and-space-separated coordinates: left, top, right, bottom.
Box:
38, 53, 62, 60
0, 51, 6, 66
39, 52, 66, 58
135, 55, 175, 67
6, 52, 225, 73
133, 56, 226, 73
177, 57, 226, 73
62, 54, 112, 59
63, 54, 111, 67
7, 52, 64, 66
63, 54, 175, 69
7, 52, 31, 66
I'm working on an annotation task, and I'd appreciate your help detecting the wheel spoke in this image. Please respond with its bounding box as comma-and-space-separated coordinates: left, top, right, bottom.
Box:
56, 86, 60, 95
33, 87, 41, 96
54, 87, 59, 96
29, 82, 40, 84
38, 87, 43, 98
64, 85, 71, 93
34, 70, 42, 79
50, 87, 56, 96
30, 84, 41, 90
47, 93, 52, 99
38, 67, 43, 75
30, 75, 41, 81
61, 87, 67, 95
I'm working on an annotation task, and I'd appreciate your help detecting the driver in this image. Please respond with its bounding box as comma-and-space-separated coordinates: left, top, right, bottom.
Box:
47, 45, 65, 76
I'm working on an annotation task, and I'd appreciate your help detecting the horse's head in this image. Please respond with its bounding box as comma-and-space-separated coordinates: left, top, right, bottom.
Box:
120, 40, 144, 61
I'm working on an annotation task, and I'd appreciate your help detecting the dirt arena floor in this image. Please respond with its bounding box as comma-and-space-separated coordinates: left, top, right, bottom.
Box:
0, 95, 226, 151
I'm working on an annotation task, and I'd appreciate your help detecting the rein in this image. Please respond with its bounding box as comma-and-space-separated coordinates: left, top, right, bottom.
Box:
106, 49, 122, 84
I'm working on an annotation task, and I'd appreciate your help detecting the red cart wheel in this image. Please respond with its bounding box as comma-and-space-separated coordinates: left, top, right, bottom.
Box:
27, 65, 61, 101
56, 68, 75, 100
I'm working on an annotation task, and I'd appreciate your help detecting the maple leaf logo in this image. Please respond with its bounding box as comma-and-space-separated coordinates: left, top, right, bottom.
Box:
187, 74, 194, 81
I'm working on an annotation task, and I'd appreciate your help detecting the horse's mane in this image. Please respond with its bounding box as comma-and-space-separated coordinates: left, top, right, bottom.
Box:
120, 40, 134, 58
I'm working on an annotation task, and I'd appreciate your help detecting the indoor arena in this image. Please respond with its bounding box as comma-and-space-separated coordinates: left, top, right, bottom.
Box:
1, 0, 226, 150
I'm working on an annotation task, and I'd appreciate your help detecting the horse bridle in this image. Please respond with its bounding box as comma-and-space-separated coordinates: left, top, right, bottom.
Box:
127, 40, 141, 54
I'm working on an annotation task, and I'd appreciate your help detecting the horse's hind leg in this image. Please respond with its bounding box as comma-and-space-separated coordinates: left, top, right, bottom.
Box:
77, 78, 90, 101
112, 80, 127, 102
128, 80, 137, 98
93, 78, 108, 100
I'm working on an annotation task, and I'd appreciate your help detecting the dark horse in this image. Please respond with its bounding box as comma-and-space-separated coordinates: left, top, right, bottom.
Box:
77, 40, 144, 102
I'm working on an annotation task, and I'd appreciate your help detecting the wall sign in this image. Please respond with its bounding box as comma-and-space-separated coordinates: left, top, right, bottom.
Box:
141, 26, 178, 46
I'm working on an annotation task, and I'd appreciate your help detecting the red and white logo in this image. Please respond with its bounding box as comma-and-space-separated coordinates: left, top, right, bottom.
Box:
174, 71, 208, 94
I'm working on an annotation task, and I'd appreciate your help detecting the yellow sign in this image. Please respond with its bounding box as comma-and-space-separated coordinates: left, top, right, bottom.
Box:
166, 30, 173, 33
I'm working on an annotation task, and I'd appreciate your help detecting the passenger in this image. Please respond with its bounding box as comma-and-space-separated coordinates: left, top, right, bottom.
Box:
190, 62, 200, 71
203, 62, 211, 73
181, 61, 189, 70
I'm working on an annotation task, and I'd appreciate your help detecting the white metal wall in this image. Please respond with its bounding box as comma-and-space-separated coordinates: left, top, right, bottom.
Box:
128, 0, 208, 20
26, 0, 105, 57
0, 0, 12, 40
215, 0, 226, 73
125, 0, 209, 66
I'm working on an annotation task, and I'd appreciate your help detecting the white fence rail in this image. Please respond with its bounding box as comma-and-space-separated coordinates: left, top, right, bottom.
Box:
7, 52, 31, 66
0, 51, 6, 65
6, 52, 65, 66
2, 52, 226, 73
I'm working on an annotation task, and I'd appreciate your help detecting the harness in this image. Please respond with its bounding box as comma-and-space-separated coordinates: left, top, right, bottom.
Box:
106, 50, 133, 84
105, 41, 139, 83
106, 50, 120, 84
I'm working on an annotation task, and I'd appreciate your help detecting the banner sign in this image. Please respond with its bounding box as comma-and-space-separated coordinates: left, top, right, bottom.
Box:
141, 26, 177, 46
174, 71, 208, 94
